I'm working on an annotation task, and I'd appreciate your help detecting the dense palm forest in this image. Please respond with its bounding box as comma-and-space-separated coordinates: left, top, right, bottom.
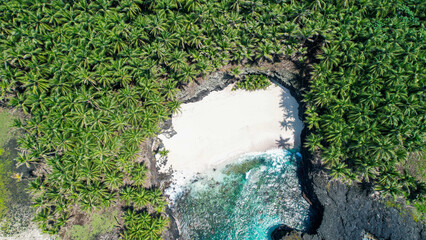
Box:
304, 1, 425, 201
0, 0, 424, 238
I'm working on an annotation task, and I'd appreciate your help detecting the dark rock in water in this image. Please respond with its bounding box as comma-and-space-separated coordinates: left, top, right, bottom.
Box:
281, 231, 303, 240
301, 173, 426, 240
271, 225, 302, 240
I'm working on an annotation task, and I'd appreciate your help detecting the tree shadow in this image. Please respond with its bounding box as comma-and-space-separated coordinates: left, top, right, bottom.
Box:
278, 89, 302, 148
269, 79, 322, 235
276, 136, 291, 149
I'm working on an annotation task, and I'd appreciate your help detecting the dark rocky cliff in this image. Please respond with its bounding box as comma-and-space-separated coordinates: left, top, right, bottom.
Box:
299, 172, 425, 240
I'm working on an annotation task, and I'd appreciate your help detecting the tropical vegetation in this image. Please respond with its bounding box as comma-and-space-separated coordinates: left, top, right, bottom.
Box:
0, 0, 424, 238
233, 74, 271, 91
303, 1, 425, 206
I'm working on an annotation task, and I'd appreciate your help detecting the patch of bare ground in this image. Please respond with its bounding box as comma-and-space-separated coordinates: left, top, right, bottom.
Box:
404, 151, 425, 182
60, 205, 122, 240
197, 57, 299, 83
138, 139, 159, 189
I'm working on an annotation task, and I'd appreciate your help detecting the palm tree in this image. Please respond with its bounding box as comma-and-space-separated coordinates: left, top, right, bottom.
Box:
142, 219, 162, 240
256, 41, 274, 61
133, 188, 149, 208
117, 85, 139, 108
147, 10, 168, 37
105, 171, 124, 191
329, 162, 352, 183
305, 133, 323, 152
131, 164, 148, 186
186, 26, 205, 49
111, 114, 129, 133
370, 136, 395, 161
70, 105, 90, 128
375, 181, 403, 199
179, 64, 197, 84
79, 160, 102, 185
28, 177, 45, 194
80, 195, 98, 212
167, 50, 187, 72
147, 189, 164, 207
305, 106, 320, 130
321, 145, 343, 166
2, 0, 423, 236
15, 151, 39, 168
154, 216, 170, 230
120, 186, 135, 205
356, 162, 376, 182
161, 79, 178, 100
118, 0, 142, 19
9, 93, 30, 114
94, 149, 115, 173
317, 45, 341, 69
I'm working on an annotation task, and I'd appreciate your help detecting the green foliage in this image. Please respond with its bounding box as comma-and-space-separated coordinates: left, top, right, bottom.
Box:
131, 164, 148, 186
70, 225, 91, 240
233, 74, 272, 91
412, 198, 426, 222
122, 209, 169, 240
0, 0, 424, 237
158, 149, 169, 157
229, 67, 242, 78
304, 1, 425, 202
0, 0, 308, 236
383, 197, 425, 223
0, 110, 14, 146
70, 210, 118, 240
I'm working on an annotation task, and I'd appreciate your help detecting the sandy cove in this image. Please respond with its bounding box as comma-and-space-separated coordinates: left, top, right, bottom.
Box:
158, 83, 303, 191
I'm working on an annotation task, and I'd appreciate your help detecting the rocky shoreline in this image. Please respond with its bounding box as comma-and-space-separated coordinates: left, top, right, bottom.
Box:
152, 60, 425, 240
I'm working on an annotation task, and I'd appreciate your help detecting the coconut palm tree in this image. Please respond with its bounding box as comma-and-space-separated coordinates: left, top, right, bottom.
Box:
132, 188, 150, 208
305, 133, 323, 152
131, 164, 148, 186
105, 170, 124, 191
120, 186, 135, 205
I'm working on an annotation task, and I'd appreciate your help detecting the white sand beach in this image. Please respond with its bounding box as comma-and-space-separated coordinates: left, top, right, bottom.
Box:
158, 83, 303, 192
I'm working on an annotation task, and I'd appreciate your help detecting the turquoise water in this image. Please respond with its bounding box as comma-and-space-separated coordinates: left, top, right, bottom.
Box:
174, 149, 311, 240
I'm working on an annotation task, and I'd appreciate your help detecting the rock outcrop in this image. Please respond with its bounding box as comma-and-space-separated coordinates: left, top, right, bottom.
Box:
301, 173, 426, 240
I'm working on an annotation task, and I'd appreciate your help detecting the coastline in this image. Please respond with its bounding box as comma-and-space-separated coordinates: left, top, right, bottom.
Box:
153, 62, 425, 240
157, 82, 303, 193
154, 61, 307, 240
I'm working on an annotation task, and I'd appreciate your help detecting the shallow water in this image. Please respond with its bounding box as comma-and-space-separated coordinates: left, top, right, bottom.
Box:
173, 149, 311, 240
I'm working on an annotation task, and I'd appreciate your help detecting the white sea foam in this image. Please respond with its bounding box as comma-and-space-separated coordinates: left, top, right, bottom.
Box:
174, 149, 311, 239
